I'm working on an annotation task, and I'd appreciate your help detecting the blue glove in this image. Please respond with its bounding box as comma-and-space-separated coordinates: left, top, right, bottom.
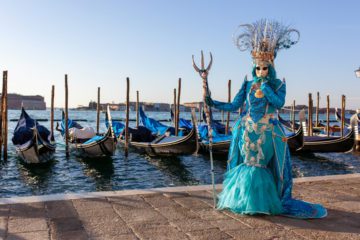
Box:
205, 95, 214, 107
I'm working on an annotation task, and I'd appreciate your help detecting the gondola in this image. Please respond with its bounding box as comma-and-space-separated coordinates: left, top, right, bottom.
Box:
285, 124, 304, 152
170, 108, 232, 155
281, 114, 355, 153
127, 127, 198, 157
298, 128, 355, 153
141, 107, 189, 136
198, 136, 232, 155
278, 112, 323, 134
117, 107, 198, 157
335, 109, 360, 151
279, 111, 355, 153
12, 107, 56, 164
60, 106, 116, 157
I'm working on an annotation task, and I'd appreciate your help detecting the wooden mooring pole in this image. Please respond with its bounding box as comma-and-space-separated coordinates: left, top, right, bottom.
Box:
176, 78, 181, 136
225, 79, 231, 135
341, 94, 346, 138
96, 87, 100, 134
0, 72, 4, 159
65, 74, 69, 158
124, 77, 130, 157
311, 97, 314, 136
136, 91, 139, 128
1, 71, 8, 161
173, 88, 177, 131
292, 100, 296, 132
51, 85, 55, 141
316, 92, 320, 127
326, 95, 330, 137
308, 93, 313, 136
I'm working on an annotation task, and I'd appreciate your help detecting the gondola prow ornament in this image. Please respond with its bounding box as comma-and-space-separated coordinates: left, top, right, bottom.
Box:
192, 51, 217, 208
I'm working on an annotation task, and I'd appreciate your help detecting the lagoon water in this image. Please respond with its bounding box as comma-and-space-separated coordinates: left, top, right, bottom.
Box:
0, 109, 359, 198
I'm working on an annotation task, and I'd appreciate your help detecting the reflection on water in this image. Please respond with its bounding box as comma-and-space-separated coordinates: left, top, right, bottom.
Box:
292, 151, 359, 177
0, 109, 359, 198
79, 156, 115, 191
17, 159, 55, 195
147, 155, 198, 185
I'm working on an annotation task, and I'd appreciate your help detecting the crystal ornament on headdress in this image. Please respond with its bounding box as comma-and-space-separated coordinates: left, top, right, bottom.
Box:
233, 19, 300, 64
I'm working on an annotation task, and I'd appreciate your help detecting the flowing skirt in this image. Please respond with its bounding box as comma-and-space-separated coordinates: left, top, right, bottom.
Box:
217, 163, 283, 215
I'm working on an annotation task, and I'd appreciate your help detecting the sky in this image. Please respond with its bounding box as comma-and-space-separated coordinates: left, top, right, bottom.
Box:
0, 0, 359, 109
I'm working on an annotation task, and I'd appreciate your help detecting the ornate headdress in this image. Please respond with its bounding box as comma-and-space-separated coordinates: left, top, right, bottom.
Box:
233, 19, 300, 65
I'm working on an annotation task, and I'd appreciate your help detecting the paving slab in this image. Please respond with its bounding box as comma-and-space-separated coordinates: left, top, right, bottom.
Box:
50, 230, 88, 240
0, 205, 9, 218
83, 220, 132, 237
90, 233, 139, 240
186, 228, 233, 240
6, 231, 49, 240
49, 217, 84, 233
142, 194, 179, 208
191, 208, 229, 221
134, 225, 189, 240
0, 173, 358, 239
45, 201, 78, 219
0, 217, 7, 239
156, 206, 200, 220
7, 217, 48, 233
128, 220, 171, 232
10, 202, 46, 218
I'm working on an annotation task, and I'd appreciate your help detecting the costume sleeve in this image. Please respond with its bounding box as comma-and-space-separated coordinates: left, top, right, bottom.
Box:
260, 81, 286, 109
212, 79, 247, 112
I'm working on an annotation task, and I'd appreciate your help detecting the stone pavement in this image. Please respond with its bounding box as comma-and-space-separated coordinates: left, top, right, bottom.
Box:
0, 173, 359, 240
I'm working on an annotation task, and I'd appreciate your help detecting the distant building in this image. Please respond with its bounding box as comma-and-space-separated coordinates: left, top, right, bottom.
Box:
84, 101, 197, 112
0, 94, 46, 110
88, 101, 97, 109
184, 102, 202, 109
143, 102, 170, 111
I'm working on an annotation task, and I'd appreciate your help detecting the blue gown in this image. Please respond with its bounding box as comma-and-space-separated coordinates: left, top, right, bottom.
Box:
212, 77, 327, 218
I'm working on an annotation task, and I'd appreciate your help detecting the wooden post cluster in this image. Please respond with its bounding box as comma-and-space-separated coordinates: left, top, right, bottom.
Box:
225, 79, 231, 135
0, 71, 8, 160
124, 77, 130, 157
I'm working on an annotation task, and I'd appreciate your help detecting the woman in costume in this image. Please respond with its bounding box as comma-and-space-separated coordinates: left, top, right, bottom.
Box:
204, 19, 327, 218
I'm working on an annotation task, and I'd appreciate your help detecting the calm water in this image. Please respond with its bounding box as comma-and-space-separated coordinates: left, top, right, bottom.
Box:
0, 110, 359, 198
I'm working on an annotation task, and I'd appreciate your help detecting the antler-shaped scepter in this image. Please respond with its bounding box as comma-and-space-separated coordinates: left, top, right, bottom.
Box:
192, 51, 217, 208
